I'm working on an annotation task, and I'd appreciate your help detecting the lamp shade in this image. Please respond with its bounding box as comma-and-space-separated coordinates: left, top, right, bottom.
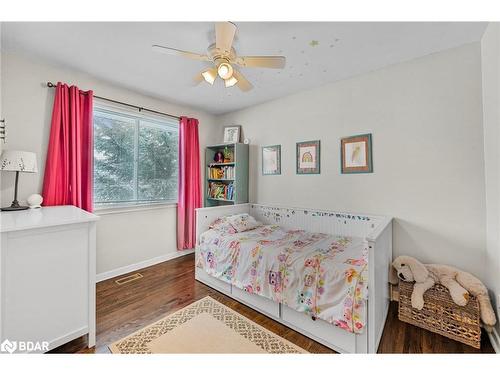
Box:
0, 150, 38, 173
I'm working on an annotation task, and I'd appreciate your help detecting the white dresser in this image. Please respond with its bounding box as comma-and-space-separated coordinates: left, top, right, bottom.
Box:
0, 205, 99, 353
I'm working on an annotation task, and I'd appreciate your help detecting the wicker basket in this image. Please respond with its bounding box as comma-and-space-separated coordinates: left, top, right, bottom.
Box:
398, 281, 481, 348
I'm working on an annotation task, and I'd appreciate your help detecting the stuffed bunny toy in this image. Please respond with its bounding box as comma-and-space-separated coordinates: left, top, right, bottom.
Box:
391, 255, 497, 330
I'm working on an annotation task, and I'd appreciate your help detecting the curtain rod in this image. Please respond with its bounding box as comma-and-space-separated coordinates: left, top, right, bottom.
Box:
46, 82, 180, 120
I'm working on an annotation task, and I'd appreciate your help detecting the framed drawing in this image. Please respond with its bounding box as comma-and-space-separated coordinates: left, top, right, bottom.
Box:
262, 145, 281, 175
223, 125, 241, 144
341, 133, 373, 173
296, 140, 320, 174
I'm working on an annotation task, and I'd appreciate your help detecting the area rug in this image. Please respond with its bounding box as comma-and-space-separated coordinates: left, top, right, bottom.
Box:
109, 296, 307, 354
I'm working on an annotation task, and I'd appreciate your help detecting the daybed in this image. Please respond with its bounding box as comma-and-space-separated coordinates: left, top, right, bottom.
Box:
195, 203, 392, 353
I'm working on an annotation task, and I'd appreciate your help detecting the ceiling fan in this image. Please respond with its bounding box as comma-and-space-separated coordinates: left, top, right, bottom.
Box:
152, 22, 286, 92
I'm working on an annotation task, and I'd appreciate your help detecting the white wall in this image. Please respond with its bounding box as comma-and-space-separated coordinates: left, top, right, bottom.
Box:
218, 43, 487, 278
0, 52, 218, 275
481, 23, 500, 336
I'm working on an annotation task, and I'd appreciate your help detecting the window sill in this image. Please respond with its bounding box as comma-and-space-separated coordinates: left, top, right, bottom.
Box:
94, 202, 177, 215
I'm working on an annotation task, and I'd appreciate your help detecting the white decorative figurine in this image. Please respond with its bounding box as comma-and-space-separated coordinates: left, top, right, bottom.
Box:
27, 194, 43, 209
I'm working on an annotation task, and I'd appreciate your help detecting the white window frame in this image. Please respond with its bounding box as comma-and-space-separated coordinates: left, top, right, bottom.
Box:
92, 100, 179, 210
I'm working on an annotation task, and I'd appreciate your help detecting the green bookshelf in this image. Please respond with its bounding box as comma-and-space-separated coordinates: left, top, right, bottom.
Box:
205, 143, 249, 207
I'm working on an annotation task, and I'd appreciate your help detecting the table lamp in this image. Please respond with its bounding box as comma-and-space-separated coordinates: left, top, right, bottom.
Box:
0, 150, 38, 211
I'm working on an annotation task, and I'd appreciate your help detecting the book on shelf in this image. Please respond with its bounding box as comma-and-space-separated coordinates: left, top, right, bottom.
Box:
207, 181, 234, 200
208, 165, 235, 180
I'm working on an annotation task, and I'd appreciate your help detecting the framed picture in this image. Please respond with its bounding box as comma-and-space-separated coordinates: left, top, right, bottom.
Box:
296, 140, 320, 174
262, 145, 281, 175
223, 125, 241, 144
341, 133, 373, 173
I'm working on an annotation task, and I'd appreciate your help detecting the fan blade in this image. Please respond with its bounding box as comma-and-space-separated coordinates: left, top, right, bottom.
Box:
215, 22, 237, 54
232, 69, 253, 92
234, 56, 286, 69
152, 45, 210, 62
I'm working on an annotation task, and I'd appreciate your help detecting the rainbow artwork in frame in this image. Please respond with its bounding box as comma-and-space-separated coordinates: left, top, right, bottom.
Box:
296, 140, 320, 174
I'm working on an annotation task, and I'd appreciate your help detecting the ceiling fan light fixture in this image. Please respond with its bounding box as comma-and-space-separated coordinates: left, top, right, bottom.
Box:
217, 62, 234, 80
225, 76, 238, 88
153, 22, 286, 92
201, 69, 217, 85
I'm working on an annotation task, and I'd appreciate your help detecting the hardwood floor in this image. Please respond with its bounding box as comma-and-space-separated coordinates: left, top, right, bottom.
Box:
50, 253, 494, 354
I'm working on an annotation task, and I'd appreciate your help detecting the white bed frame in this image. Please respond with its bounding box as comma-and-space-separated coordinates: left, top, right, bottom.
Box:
195, 203, 393, 353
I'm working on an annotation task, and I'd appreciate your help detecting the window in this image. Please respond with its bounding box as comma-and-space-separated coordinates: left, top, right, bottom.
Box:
93, 104, 178, 207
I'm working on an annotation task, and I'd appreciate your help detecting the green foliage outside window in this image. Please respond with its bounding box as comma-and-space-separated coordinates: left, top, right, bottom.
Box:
93, 108, 178, 205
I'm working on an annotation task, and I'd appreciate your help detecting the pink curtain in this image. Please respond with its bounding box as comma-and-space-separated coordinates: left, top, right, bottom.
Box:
177, 116, 201, 250
42, 82, 94, 212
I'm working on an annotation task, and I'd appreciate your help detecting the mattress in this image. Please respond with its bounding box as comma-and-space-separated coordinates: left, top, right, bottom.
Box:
197, 224, 368, 334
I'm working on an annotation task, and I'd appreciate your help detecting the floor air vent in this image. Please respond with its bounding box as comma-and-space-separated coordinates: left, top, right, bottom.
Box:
115, 273, 143, 285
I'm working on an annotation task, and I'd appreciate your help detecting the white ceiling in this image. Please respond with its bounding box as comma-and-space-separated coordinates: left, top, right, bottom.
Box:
1, 22, 487, 115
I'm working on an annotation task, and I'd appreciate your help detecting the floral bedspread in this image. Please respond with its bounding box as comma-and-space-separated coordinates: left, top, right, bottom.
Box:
196, 225, 368, 333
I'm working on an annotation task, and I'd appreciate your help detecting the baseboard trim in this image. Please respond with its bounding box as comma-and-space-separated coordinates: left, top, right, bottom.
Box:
96, 249, 194, 282
487, 326, 500, 353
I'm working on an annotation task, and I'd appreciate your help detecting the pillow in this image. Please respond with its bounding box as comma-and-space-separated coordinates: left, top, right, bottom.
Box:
209, 217, 237, 234
226, 213, 262, 233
